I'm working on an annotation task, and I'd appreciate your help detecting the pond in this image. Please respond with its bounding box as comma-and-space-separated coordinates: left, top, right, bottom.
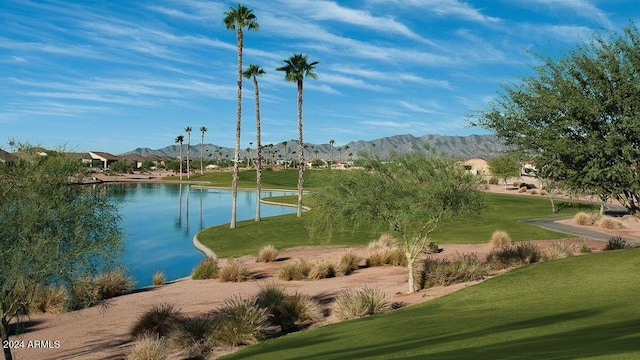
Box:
102, 183, 296, 287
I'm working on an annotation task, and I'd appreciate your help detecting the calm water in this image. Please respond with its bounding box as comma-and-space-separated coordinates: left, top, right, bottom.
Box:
103, 183, 296, 287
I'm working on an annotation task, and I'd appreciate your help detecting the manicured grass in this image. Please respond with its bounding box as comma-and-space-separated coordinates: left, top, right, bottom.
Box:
223, 248, 640, 359
197, 193, 598, 258
166, 169, 329, 189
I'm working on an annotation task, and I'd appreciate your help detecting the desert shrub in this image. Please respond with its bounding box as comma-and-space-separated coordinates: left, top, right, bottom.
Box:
518, 186, 527, 193
257, 244, 278, 262
167, 316, 215, 359
574, 211, 600, 226
530, 189, 538, 195
579, 242, 592, 253
335, 251, 361, 276
31, 285, 67, 314
211, 296, 268, 346
218, 258, 250, 282
366, 235, 406, 267
127, 334, 167, 360
368, 234, 397, 250
253, 284, 322, 333
191, 257, 219, 280
513, 181, 522, 188
419, 254, 489, 289
595, 216, 624, 229
486, 242, 541, 270
427, 241, 440, 254
540, 190, 547, 196
490, 230, 512, 249
287, 292, 323, 325
277, 258, 311, 281
70, 269, 135, 308
333, 287, 392, 321
130, 303, 183, 339
605, 236, 632, 250
488, 177, 499, 185
152, 270, 166, 286
542, 242, 577, 261
308, 260, 336, 280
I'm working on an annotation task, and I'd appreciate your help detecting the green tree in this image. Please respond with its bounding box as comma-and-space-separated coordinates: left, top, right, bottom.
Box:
471, 23, 640, 215
488, 155, 521, 190
175, 135, 184, 181
109, 160, 134, 174
199, 126, 207, 175
243, 64, 266, 221
0, 150, 123, 360
224, 4, 259, 229
277, 53, 319, 217
310, 151, 484, 293
184, 126, 192, 179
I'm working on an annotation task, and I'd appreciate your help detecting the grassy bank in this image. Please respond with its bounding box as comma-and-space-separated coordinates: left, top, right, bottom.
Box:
165, 168, 328, 189
223, 248, 640, 359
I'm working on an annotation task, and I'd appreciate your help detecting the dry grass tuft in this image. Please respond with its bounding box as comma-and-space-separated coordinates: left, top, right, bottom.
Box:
31, 286, 67, 314
308, 260, 336, 280
191, 257, 219, 280
126, 334, 168, 360
366, 235, 406, 267
542, 241, 577, 261
152, 270, 166, 286
518, 186, 527, 193
595, 216, 624, 229
490, 230, 512, 249
277, 258, 311, 281
333, 287, 392, 321
218, 258, 251, 282
335, 251, 361, 276
257, 245, 278, 263
574, 211, 599, 226
130, 303, 183, 339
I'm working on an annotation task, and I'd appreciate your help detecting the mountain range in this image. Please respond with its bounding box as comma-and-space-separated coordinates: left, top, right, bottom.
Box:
122, 134, 508, 160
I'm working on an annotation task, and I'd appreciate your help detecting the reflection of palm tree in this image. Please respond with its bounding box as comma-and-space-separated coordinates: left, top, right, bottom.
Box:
276, 53, 319, 217
175, 135, 184, 181
176, 183, 183, 228
224, 4, 259, 230
199, 188, 204, 230
185, 185, 190, 235
200, 126, 207, 175
185, 126, 192, 179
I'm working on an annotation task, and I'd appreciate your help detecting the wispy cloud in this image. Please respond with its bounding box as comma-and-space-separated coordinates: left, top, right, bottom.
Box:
368, 0, 502, 24
522, 0, 613, 28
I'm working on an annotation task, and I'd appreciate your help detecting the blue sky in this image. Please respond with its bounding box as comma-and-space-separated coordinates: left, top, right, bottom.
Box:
1, 0, 638, 154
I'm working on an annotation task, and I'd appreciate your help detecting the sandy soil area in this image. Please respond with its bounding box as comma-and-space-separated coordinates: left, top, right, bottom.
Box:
10, 174, 640, 360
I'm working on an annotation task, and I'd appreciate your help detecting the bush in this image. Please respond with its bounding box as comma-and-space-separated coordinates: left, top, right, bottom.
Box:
277, 258, 311, 281
127, 334, 167, 360
595, 216, 624, 229
419, 254, 489, 289
605, 236, 632, 250
218, 258, 250, 282
542, 242, 577, 261
167, 316, 215, 359
130, 303, 183, 339
333, 287, 392, 321
490, 231, 512, 249
31, 285, 67, 314
71, 269, 135, 308
540, 190, 547, 196
366, 235, 406, 267
152, 270, 166, 286
426, 242, 440, 254
191, 257, 219, 280
579, 242, 592, 253
518, 186, 527, 193
486, 242, 541, 270
488, 177, 499, 185
530, 189, 538, 195
257, 244, 278, 262
308, 260, 336, 280
335, 251, 361, 276
211, 296, 268, 346
253, 283, 322, 333
574, 211, 599, 226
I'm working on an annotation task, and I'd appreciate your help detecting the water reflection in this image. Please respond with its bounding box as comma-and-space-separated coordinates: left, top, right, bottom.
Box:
101, 183, 295, 288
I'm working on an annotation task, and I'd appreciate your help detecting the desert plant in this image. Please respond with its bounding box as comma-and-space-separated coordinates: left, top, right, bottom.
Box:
308, 260, 336, 280
127, 333, 168, 360
211, 296, 268, 346
539, 190, 547, 196
518, 186, 527, 193
368, 234, 397, 250
335, 251, 361, 276
486, 242, 541, 270
70, 269, 135, 309
152, 270, 166, 286
191, 257, 219, 280
530, 189, 538, 195
595, 216, 624, 229
490, 231, 512, 249
426, 242, 440, 254
542, 242, 577, 261
30, 285, 67, 314
218, 258, 250, 282
574, 211, 600, 226
130, 303, 183, 339
419, 254, 490, 289
366, 236, 407, 267
333, 287, 392, 321
579, 242, 592, 253
254, 283, 295, 331
287, 292, 323, 325
167, 316, 215, 359
257, 244, 278, 262
277, 258, 311, 281
605, 236, 632, 250
488, 177, 499, 185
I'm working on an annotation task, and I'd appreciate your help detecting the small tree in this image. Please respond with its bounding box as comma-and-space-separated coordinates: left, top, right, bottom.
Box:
0, 148, 123, 360
488, 155, 521, 190
310, 151, 484, 293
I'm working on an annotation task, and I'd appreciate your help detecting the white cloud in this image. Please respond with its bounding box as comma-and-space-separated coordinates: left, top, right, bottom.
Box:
367, 0, 502, 24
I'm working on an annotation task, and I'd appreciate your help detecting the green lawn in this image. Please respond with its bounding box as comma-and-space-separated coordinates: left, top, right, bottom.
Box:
166, 168, 329, 189
223, 248, 640, 359
197, 193, 598, 258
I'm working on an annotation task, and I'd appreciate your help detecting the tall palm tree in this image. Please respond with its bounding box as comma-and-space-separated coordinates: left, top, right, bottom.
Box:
199, 126, 207, 175
175, 135, 184, 181
224, 4, 259, 229
329, 139, 335, 169
185, 126, 192, 179
243, 63, 265, 221
282, 141, 288, 169
276, 53, 319, 217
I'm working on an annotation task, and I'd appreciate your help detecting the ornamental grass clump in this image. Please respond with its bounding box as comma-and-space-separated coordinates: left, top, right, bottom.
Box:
542, 241, 577, 261
490, 230, 512, 249
30, 285, 67, 314
152, 270, 166, 286
126, 334, 168, 360
333, 287, 392, 321
167, 316, 215, 359
366, 235, 406, 267
335, 251, 361, 276
595, 216, 624, 229
130, 303, 184, 339
253, 283, 322, 333
71, 269, 135, 309
486, 242, 541, 270
218, 258, 250, 282
257, 244, 278, 263
191, 257, 219, 280
605, 236, 632, 250
574, 211, 599, 226
277, 258, 311, 281
211, 296, 268, 346
308, 260, 336, 280
419, 254, 489, 289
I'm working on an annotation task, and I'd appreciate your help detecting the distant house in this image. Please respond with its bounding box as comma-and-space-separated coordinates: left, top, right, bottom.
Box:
462, 157, 490, 176
89, 151, 120, 170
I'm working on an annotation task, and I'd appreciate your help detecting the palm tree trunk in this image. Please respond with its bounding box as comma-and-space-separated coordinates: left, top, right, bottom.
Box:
200, 133, 204, 175
254, 76, 262, 221
296, 79, 304, 218
179, 144, 183, 181
230, 28, 243, 229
